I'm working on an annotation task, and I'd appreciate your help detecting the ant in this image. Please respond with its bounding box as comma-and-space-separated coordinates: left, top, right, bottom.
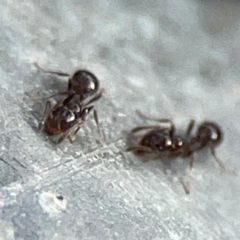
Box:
33, 62, 104, 143
127, 111, 236, 194
39, 92, 103, 143
34, 62, 103, 102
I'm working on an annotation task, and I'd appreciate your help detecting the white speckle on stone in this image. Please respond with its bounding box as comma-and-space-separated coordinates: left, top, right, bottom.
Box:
39, 192, 67, 216
127, 75, 145, 88
0, 220, 15, 240
137, 15, 157, 39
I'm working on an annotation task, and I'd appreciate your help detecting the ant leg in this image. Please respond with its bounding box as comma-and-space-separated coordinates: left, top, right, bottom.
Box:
181, 180, 191, 195
57, 121, 83, 144
68, 127, 81, 143
136, 110, 174, 135
143, 153, 158, 162
93, 109, 103, 140
40, 91, 72, 101
84, 89, 105, 106
130, 125, 168, 139
39, 100, 52, 131
34, 62, 70, 77
126, 145, 153, 153
182, 154, 194, 194
209, 145, 237, 175
185, 120, 195, 139
189, 154, 194, 170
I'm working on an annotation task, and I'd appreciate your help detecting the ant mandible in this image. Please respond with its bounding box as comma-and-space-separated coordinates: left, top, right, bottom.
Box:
34, 62, 103, 102
39, 92, 102, 143
127, 111, 236, 194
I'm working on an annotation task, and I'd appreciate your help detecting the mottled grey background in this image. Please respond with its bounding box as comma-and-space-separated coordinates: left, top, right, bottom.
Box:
0, 0, 240, 239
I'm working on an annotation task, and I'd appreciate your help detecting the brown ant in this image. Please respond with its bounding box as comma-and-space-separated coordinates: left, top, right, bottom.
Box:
39, 91, 104, 144
34, 62, 102, 102
127, 111, 236, 194
33, 62, 104, 143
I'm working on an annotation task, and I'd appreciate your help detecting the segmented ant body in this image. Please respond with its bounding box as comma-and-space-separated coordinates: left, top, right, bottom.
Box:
127, 122, 191, 160
39, 93, 101, 143
127, 111, 235, 193
34, 63, 104, 143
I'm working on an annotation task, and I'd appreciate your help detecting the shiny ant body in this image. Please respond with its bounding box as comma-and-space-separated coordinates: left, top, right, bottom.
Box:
34, 63, 104, 143
39, 92, 102, 143
127, 111, 236, 193
34, 62, 102, 101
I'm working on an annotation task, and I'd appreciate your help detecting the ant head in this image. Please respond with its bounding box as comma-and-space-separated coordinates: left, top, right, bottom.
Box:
197, 122, 222, 145
69, 70, 99, 100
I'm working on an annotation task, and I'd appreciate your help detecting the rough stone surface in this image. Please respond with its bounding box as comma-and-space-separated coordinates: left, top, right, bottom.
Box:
0, 0, 240, 239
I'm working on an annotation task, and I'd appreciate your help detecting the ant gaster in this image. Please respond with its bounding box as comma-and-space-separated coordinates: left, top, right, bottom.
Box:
39, 92, 101, 143
127, 111, 236, 194
34, 62, 102, 101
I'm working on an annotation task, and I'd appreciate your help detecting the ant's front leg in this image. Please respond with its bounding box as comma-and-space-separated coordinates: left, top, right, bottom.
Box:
210, 144, 237, 175
130, 125, 168, 140
82, 106, 103, 142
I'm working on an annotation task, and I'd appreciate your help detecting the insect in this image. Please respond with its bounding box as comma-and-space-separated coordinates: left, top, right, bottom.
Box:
34, 62, 103, 102
127, 111, 236, 193
39, 92, 103, 143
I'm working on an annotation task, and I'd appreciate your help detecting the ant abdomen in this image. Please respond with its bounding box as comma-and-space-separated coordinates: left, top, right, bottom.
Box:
69, 70, 99, 100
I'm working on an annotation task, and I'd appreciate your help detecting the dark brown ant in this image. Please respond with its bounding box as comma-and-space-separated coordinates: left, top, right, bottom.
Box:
34, 62, 102, 102
39, 91, 103, 143
127, 111, 236, 194
33, 62, 104, 143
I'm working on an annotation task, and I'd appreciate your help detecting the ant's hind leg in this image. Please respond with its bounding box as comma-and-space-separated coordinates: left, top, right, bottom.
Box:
130, 125, 167, 140
39, 100, 52, 131
34, 62, 70, 77
210, 145, 237, 175
136, 110, 174, 135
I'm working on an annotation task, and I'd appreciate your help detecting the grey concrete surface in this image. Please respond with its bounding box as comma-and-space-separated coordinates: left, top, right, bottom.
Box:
0, 0, 240, 239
